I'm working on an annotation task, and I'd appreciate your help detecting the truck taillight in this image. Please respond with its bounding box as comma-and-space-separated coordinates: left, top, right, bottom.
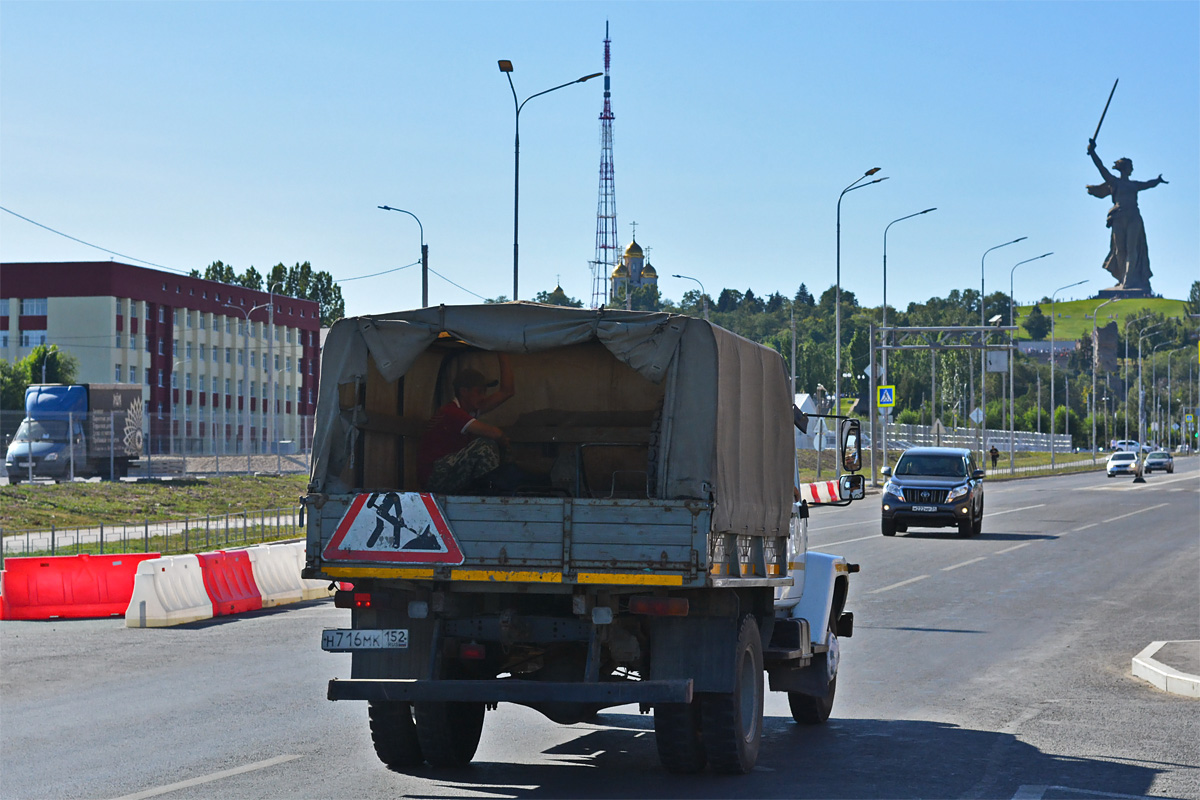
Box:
334, 591, 373, 609
459, 642, 486, 660
628, 596, 689, 617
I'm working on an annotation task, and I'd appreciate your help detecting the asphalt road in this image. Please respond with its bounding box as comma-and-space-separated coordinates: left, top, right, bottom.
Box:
2, 461, 1197, 800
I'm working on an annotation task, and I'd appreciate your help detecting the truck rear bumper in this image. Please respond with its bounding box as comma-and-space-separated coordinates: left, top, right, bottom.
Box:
327, 677, 693, 705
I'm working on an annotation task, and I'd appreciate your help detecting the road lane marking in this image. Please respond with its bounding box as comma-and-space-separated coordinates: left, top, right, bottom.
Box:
1105, 502, 1169, 522
942, 557, 988, 572
868, 575, 929, 594
988, 503, 1046, 517
996, 542, 1033, 554
821, 533, 880, 548
808, 520, 872, 533
111, 754, 302, 800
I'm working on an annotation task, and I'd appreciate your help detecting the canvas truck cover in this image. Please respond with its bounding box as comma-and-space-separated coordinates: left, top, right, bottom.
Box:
310, 304, 795, 537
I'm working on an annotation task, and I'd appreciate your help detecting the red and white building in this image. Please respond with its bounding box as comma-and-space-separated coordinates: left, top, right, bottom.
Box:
0, 261, 322, 453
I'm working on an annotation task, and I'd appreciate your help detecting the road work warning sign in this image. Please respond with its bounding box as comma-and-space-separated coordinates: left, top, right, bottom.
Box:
322, 492, 464, 564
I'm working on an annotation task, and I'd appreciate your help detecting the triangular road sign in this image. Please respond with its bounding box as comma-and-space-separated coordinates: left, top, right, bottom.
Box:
323, 492, 465, 564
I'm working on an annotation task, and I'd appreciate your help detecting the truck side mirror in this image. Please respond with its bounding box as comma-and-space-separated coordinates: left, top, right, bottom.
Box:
840, 418, 862, 473
792, 404, 809, 434
839, 473, 865, 500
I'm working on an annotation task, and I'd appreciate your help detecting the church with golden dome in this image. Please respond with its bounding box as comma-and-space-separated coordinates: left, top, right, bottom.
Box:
609, 237, 658, 302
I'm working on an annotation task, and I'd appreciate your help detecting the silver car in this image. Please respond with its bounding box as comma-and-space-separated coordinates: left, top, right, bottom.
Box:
1143, 451, 1174, 474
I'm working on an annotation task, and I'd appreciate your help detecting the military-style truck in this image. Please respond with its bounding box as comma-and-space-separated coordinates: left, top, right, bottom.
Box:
303, 304, 863, 774
5, 383, 144, 482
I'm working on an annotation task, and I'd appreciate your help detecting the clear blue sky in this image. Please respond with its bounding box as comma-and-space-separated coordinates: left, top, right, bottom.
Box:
2, 1, 1197, 317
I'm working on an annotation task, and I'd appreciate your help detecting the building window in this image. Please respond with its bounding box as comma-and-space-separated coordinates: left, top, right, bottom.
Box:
158, 339, 164, 356
20, 330, 47, 347
225, 348, 231, 364
287, 329, 294, 344
212, 347, 218, 363
200, 344, 206, 361
238, 380, 244, 397
225, 318, 231, 334
186, 374, 192, 391
145, 368, 151, 385
309, 359, 314, 375
225, 379, 231, 395
173, 309, 179, 325
186, 311, 193, 328
212, 315, 218, 332
308, 388, 313, 403
115, 333, 122, 348
20, 298, 48, 315
186, 342, 193, 361
172, 341, 178, 358
162, 283, 167, 291
115, 364, 121, 381
158, 370, 164, 387
129, 366, 136, 383
130, 302, 138, 319
274, 354, 280, 370
238, 350, 243, 366
286, 356, 292, 373
171, 373, 177, 389
250, 352, 256, 368
1, 333, 8, 348
130, 335, 137, 350
158, 307, 165, 323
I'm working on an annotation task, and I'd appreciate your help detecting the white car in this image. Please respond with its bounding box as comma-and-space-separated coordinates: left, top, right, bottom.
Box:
1112, 439, 1141, 453
1106, 451, 1139, 478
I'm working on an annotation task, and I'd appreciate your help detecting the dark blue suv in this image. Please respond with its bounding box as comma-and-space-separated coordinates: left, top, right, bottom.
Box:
881, 447, 985, 537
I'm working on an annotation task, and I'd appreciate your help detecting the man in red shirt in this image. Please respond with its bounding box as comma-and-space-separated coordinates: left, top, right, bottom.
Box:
418, 354, 515, 492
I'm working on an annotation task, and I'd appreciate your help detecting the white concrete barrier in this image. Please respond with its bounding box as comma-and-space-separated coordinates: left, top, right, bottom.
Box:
125, 555, 213, 628
245, 543, 305, 607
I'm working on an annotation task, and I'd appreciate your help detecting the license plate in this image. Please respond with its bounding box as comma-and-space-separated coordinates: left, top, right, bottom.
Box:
321, 628, 409, 651
912, 505, 937, 512
17, 462, 33, 468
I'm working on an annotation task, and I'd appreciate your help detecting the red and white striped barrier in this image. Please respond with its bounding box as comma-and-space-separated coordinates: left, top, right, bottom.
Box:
799, 480, 841, 504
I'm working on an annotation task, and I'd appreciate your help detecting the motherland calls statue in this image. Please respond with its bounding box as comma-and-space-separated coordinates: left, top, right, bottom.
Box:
1086, 138, 1167, 294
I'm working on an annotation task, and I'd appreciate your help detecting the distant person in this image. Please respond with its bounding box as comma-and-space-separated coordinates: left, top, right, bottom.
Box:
989, 445, 1000, 470
418, 354, 515, 493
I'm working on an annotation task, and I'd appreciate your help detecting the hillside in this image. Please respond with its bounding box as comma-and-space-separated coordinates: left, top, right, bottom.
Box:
1012, 297, 1188, 342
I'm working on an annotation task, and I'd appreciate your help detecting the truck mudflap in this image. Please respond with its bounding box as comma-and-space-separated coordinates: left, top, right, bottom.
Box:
327, 677, 693, 705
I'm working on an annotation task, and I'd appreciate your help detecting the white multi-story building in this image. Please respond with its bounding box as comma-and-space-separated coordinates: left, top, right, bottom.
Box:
1, 261, 322, 454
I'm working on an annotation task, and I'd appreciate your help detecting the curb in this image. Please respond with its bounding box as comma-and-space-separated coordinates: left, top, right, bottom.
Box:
1131, 641, 1200, 698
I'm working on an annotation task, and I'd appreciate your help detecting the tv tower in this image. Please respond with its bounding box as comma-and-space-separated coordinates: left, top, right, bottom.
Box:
590, 22, 617, 309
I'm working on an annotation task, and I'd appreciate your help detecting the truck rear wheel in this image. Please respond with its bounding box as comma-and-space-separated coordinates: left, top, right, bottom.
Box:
700, 615, 763, 774
654, 699, 707, 774
368, 701, 423, 770
413, 701, 485, 768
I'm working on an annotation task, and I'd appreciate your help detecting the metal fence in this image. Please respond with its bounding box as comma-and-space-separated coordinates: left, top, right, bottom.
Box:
0, 506, 304, 562
881, 422, 1072, 453
1, 409, 314, 478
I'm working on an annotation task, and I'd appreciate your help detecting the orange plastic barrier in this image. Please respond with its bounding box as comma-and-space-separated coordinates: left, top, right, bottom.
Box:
0, 553, 162, 620
197, 550, 262, 617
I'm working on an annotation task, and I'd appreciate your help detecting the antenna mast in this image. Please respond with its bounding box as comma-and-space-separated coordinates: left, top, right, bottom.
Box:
591, 21, 617, 308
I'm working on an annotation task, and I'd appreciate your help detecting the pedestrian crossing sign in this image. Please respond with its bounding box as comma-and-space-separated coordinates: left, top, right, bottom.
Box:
877, 385, 896, 407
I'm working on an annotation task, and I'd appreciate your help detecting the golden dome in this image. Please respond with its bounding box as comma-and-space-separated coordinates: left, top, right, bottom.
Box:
624, 239, 643, 257
611, 262, 629, 278
640, 263, 657, 278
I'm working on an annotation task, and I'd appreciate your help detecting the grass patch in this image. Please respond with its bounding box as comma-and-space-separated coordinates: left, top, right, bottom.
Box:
0, 474, 308, 532
1013, 297, 1187, 342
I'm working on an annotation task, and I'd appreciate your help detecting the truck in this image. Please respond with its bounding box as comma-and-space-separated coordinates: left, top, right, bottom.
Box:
4, 384, 144, 483
303, 304, 864, 774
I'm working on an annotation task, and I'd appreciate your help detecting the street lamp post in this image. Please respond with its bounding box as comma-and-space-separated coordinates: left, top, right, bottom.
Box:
378, 206, 427, 307
671, 274, 709, 321
1121, 314, 1154, 443
1136, 321, 1167, 448
498, 60, 602, 302
268, 281, 284, 474
880, 207, 936, 470
1008, 252, 1053, 470
1090, 298, 1116, 462
1149, 340, 1173, 447
1050, 279, 1088, 467
225, 300, 269, 473
980, 237, 1026, 463
835, 168, 888, 441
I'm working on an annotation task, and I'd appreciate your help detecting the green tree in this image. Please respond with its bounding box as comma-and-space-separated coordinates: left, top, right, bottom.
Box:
308, 271, 345, 325
1185, 280, 1200, 315
630, 284, 662, 312
1023, 304, 1051, 340
1, 345, 80, 410
237, 266, 264, 291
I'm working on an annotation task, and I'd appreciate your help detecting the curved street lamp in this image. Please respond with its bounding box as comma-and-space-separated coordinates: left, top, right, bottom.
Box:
378, 206, 427, 307
835, 168, 887, 438
1090, 297, 1116, 462
499, 60, 602, 302
1049, 279, 1088, 467
1007, 252, 1052, 470
979, 237, 1026, 463
225, 300, 269, 473
671, 274, 709, 321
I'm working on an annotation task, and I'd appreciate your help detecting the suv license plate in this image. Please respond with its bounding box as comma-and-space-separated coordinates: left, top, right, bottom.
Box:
321, 628, 409, 651
912, 505, 937, 512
